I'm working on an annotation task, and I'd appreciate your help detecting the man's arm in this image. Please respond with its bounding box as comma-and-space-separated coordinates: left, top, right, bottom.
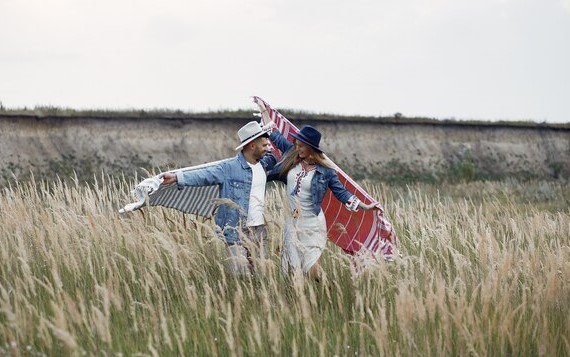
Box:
161, 164, 225, 187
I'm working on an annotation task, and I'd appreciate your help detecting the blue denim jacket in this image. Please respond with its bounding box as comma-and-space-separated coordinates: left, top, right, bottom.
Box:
268, 131, 354, 215
176, 152, 277, 244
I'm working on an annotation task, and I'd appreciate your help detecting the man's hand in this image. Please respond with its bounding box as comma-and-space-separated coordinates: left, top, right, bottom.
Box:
161, 172, 177, 185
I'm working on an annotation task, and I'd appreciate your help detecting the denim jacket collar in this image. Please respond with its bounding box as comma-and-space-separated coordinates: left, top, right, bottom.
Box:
315, 164, 328, 175
237, 151, 251, 170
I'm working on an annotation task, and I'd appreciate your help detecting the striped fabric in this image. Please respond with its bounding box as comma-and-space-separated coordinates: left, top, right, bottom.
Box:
120, 159, 231, 216
149, 184, 219, 217
252, 96, 398, 260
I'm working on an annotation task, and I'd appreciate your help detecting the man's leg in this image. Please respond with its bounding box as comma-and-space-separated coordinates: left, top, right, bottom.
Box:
226, 243, 251, 276
244, 225, 268, 274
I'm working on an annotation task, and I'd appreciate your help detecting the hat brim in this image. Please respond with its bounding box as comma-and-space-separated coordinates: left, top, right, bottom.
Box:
235, 129, 271, 151
291, 132, 323, 153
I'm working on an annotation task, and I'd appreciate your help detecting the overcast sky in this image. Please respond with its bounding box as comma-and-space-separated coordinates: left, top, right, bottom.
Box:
1, 0, 569, 122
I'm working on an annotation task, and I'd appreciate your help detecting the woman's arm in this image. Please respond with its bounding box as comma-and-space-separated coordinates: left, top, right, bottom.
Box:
269, 130, 294, 153
358, 201, 383, 211
327, 171, 382, 211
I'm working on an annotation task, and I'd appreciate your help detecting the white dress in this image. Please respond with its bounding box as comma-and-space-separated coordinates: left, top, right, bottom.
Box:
282, 162, 327, 274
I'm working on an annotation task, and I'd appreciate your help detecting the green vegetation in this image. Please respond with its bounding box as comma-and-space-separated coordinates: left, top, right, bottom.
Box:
0, 177, 568, 355
4, 153, 567, 188
1, 154, 157, 188
1, 105, 568, 129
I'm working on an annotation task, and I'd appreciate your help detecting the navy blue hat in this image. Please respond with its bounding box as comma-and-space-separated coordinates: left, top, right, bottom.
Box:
291, 125, 323, 153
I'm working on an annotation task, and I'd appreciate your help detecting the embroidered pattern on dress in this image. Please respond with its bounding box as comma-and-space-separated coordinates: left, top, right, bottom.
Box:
291, 161, 317, 196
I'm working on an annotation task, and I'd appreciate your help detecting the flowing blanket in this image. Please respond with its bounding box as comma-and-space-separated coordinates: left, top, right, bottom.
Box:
118, 159, 230, 216
119, 97, 398, 260
252, 96, 397, 260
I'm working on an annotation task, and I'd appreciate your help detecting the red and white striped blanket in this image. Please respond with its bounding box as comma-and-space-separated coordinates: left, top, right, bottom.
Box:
252, 96, 398, 260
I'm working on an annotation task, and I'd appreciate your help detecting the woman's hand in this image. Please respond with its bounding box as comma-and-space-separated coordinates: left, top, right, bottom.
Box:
360, 201, 383, 211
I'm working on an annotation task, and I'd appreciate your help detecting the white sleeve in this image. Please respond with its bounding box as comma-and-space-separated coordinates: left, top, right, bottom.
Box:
344, 195, 361, 212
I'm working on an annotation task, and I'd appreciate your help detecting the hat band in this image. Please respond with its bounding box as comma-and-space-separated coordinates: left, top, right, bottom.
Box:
240, 130, 264, 143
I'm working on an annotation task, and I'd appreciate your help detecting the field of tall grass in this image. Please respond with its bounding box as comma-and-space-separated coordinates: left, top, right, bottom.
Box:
1, 175, 569, 356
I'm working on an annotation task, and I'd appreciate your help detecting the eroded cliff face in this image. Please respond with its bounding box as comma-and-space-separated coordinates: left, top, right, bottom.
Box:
320, 122, 569, 180
1, 114, 568, 184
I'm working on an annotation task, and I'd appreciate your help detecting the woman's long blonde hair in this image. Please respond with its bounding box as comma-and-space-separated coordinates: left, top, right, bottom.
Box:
277, 140, 335, 178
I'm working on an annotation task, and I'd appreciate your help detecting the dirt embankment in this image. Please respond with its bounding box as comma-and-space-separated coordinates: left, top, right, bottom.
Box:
1, 114, 569, 184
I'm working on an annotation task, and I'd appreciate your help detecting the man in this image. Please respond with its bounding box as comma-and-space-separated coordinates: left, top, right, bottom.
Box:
161, 121, 276, 275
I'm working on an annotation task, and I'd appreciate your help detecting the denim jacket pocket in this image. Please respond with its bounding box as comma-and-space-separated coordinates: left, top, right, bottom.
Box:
228, 180, 246, 199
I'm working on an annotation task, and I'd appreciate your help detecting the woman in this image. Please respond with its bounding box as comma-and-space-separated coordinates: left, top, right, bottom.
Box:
268, 125, 381, 280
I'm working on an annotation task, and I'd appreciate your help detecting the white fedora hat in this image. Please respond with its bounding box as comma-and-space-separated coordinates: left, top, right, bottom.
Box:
235, 121, 273, 150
